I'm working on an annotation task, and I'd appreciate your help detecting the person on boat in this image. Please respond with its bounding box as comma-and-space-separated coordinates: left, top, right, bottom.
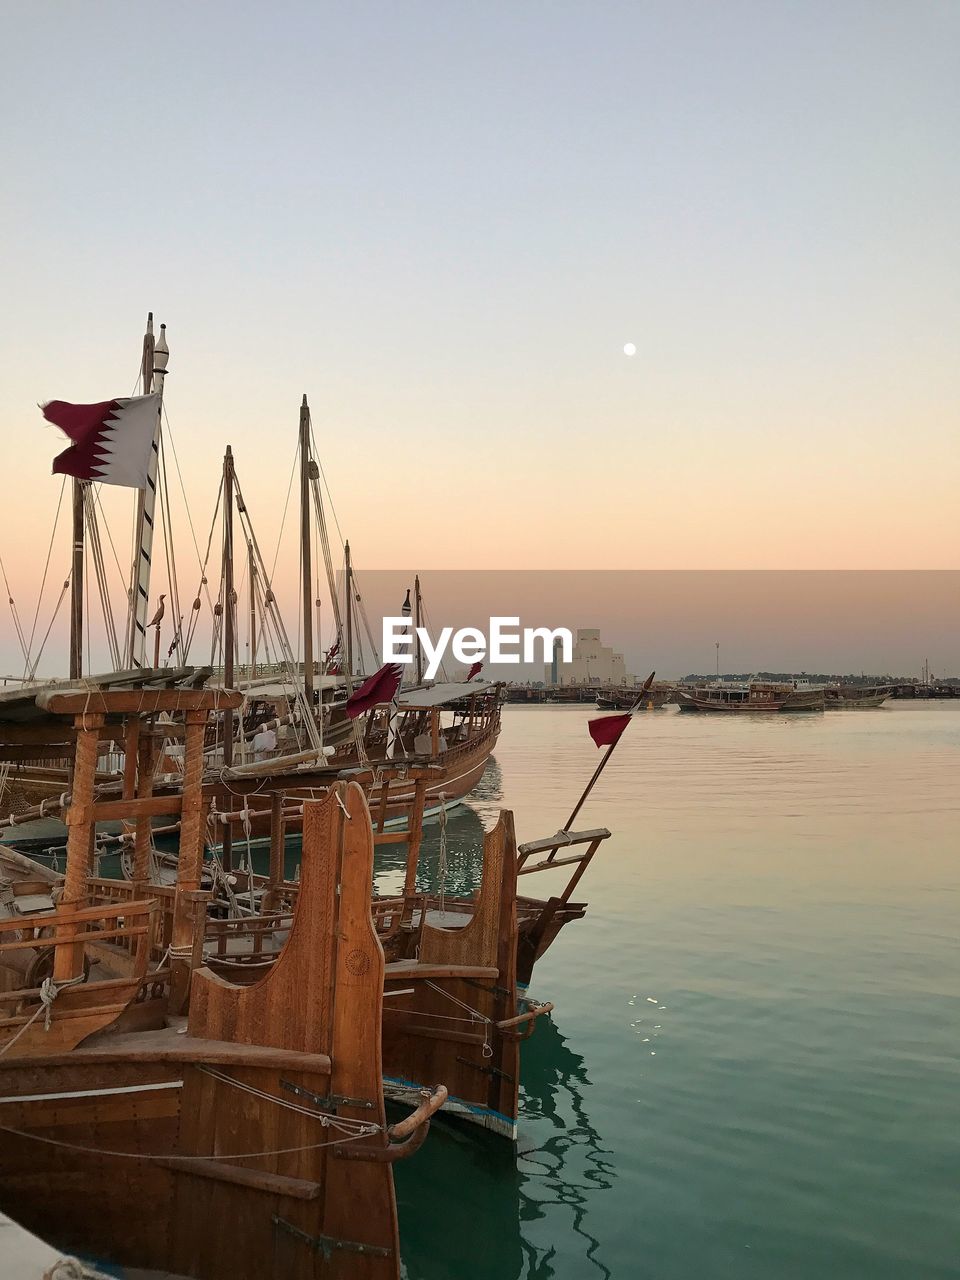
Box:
251, 724, 277, 760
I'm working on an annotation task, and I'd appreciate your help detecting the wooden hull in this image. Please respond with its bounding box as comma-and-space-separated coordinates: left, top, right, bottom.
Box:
824, 687, 891, 708
216, 723, 498, 848
677, 695, 787, 713
380, 811, 532, 1141
0, 787, 444, 1279
208, 811, 550, 1141
677, 690, 824, 713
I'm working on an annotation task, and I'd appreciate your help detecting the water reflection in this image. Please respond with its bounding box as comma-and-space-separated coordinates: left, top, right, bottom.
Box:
397, 1014, 613, 1279
373, 757, 504, 898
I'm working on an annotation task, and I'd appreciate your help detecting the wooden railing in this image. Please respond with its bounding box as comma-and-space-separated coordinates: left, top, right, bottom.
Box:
0, 897, 161, 1010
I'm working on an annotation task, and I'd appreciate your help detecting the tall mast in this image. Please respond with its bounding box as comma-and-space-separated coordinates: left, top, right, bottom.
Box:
248, 539, 257, 678
414, 574, 424, 685
221, 445, 235, 871
69, 480, 84, 680
345, 539, 353, 679
299, 395, 314, 707
126, 314, 168, 668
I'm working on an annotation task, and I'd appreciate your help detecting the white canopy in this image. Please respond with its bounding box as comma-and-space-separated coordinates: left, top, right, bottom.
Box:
399, 680, 494, 709
239, 675, 346, 701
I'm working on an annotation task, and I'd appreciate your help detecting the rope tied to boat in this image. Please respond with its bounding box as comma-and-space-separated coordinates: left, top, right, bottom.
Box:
437, 792, 448, 917
424, 978, 494, 1059
0, 972, 86, 1057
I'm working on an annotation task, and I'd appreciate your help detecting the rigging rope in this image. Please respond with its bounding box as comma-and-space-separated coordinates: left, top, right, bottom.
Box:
84, 488, 122, 669
157, 428, 185, 667
437, 793, 449, 916
22, 475, 66, 678
270, 439, 299, 581
183, 475, 222, 662
0, 549, 28, 663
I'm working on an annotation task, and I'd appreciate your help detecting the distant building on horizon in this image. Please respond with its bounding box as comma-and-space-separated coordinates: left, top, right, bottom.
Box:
546, 627, 632, 687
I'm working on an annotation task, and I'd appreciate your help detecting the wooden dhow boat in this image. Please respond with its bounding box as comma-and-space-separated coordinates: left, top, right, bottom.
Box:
0, 680, 446, 1279
1, 672, 549, 1142
596, 685, 672, 710
676, 680, 824, 713
823, 684, 893, 708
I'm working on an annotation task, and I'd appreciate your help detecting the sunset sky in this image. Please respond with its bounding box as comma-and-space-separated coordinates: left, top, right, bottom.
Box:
0, 2, 957, 675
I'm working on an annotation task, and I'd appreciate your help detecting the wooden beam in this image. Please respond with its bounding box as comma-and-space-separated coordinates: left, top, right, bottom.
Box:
93, 795, 182, 821
517, 828, 611, 856
37, 689, 243, 715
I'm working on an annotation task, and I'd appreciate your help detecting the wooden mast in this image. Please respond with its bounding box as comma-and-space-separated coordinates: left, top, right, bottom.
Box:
345, 539, 353, 679
248, 539, 257, 678
414, 573, 424, 685
299, 395, 314, 707
69, 480, 84, 680
221, 445, 236, 871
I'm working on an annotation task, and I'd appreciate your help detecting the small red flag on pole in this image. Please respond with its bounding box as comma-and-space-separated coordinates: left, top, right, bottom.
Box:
587, 712, 631, 748
563, 671, 656, 830
467, 661, 483, 681
345, 663, 403, 719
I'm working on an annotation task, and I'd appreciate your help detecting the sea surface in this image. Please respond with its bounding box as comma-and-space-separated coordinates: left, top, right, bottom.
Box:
391, 701, 960, 1280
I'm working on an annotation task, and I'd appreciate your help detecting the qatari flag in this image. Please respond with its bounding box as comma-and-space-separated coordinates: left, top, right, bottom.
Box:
587, 712, 631, 749
43, 394, 160, 488
345, 663, 403, 719
467, 661, 483, 680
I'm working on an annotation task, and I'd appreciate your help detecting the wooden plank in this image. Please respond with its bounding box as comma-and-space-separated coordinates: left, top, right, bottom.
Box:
156, 1157, 322, 1200
518, 852, 590, 874
516, 828, 611, 856
383, 963, 498, 981
0, 898, 157, 935
94, 794, 182, 821
38, 689, 243, 715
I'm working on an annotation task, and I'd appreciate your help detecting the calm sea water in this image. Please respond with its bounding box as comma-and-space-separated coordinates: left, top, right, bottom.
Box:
393, 702, 960, 1279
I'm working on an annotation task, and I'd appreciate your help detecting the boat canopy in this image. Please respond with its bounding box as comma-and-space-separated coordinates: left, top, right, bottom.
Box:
399, 680, 495, 708
238, 674, 346, 697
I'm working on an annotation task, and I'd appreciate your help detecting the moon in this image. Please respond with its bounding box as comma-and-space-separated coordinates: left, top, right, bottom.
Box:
623, 342, 636, 357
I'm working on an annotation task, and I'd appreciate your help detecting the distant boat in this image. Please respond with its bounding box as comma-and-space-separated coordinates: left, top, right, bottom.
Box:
677, 680, 825, 713
824, 684, 893, 708
596, 686, 671, 710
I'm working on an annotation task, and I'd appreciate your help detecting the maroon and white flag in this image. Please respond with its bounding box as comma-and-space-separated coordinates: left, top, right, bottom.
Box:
467, 660, 483, 680
42, 394, 160, 488
345, 663, 403, 719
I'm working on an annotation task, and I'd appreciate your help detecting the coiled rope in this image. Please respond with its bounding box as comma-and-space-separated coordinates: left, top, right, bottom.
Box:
0, 973, 86, 1058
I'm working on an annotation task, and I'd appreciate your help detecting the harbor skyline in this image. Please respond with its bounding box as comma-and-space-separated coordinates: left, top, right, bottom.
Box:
1, 567, 955, 682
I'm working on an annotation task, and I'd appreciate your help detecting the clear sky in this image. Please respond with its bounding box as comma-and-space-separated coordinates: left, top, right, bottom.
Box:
0, 2, 957, 673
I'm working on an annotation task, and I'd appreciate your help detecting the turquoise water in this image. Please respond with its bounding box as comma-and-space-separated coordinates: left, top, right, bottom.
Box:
394, 702, 960, 1279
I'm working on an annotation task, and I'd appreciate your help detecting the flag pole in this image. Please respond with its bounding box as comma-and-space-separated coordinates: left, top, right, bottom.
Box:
125, 314, 168, 668
562, 670, 655, 831
299, 395, 315, 709
69, 479, 84, 680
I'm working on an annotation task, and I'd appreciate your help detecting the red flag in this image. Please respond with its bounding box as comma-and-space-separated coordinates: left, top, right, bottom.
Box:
588, 713, 631, 749
43, 394, 160, 488
345, 663, 403, 719
467, 661, 483, 680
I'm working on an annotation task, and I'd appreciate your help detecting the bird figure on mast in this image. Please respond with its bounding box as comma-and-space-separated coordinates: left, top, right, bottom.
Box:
147, 593, 166, 669
147, 594, 166, 629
